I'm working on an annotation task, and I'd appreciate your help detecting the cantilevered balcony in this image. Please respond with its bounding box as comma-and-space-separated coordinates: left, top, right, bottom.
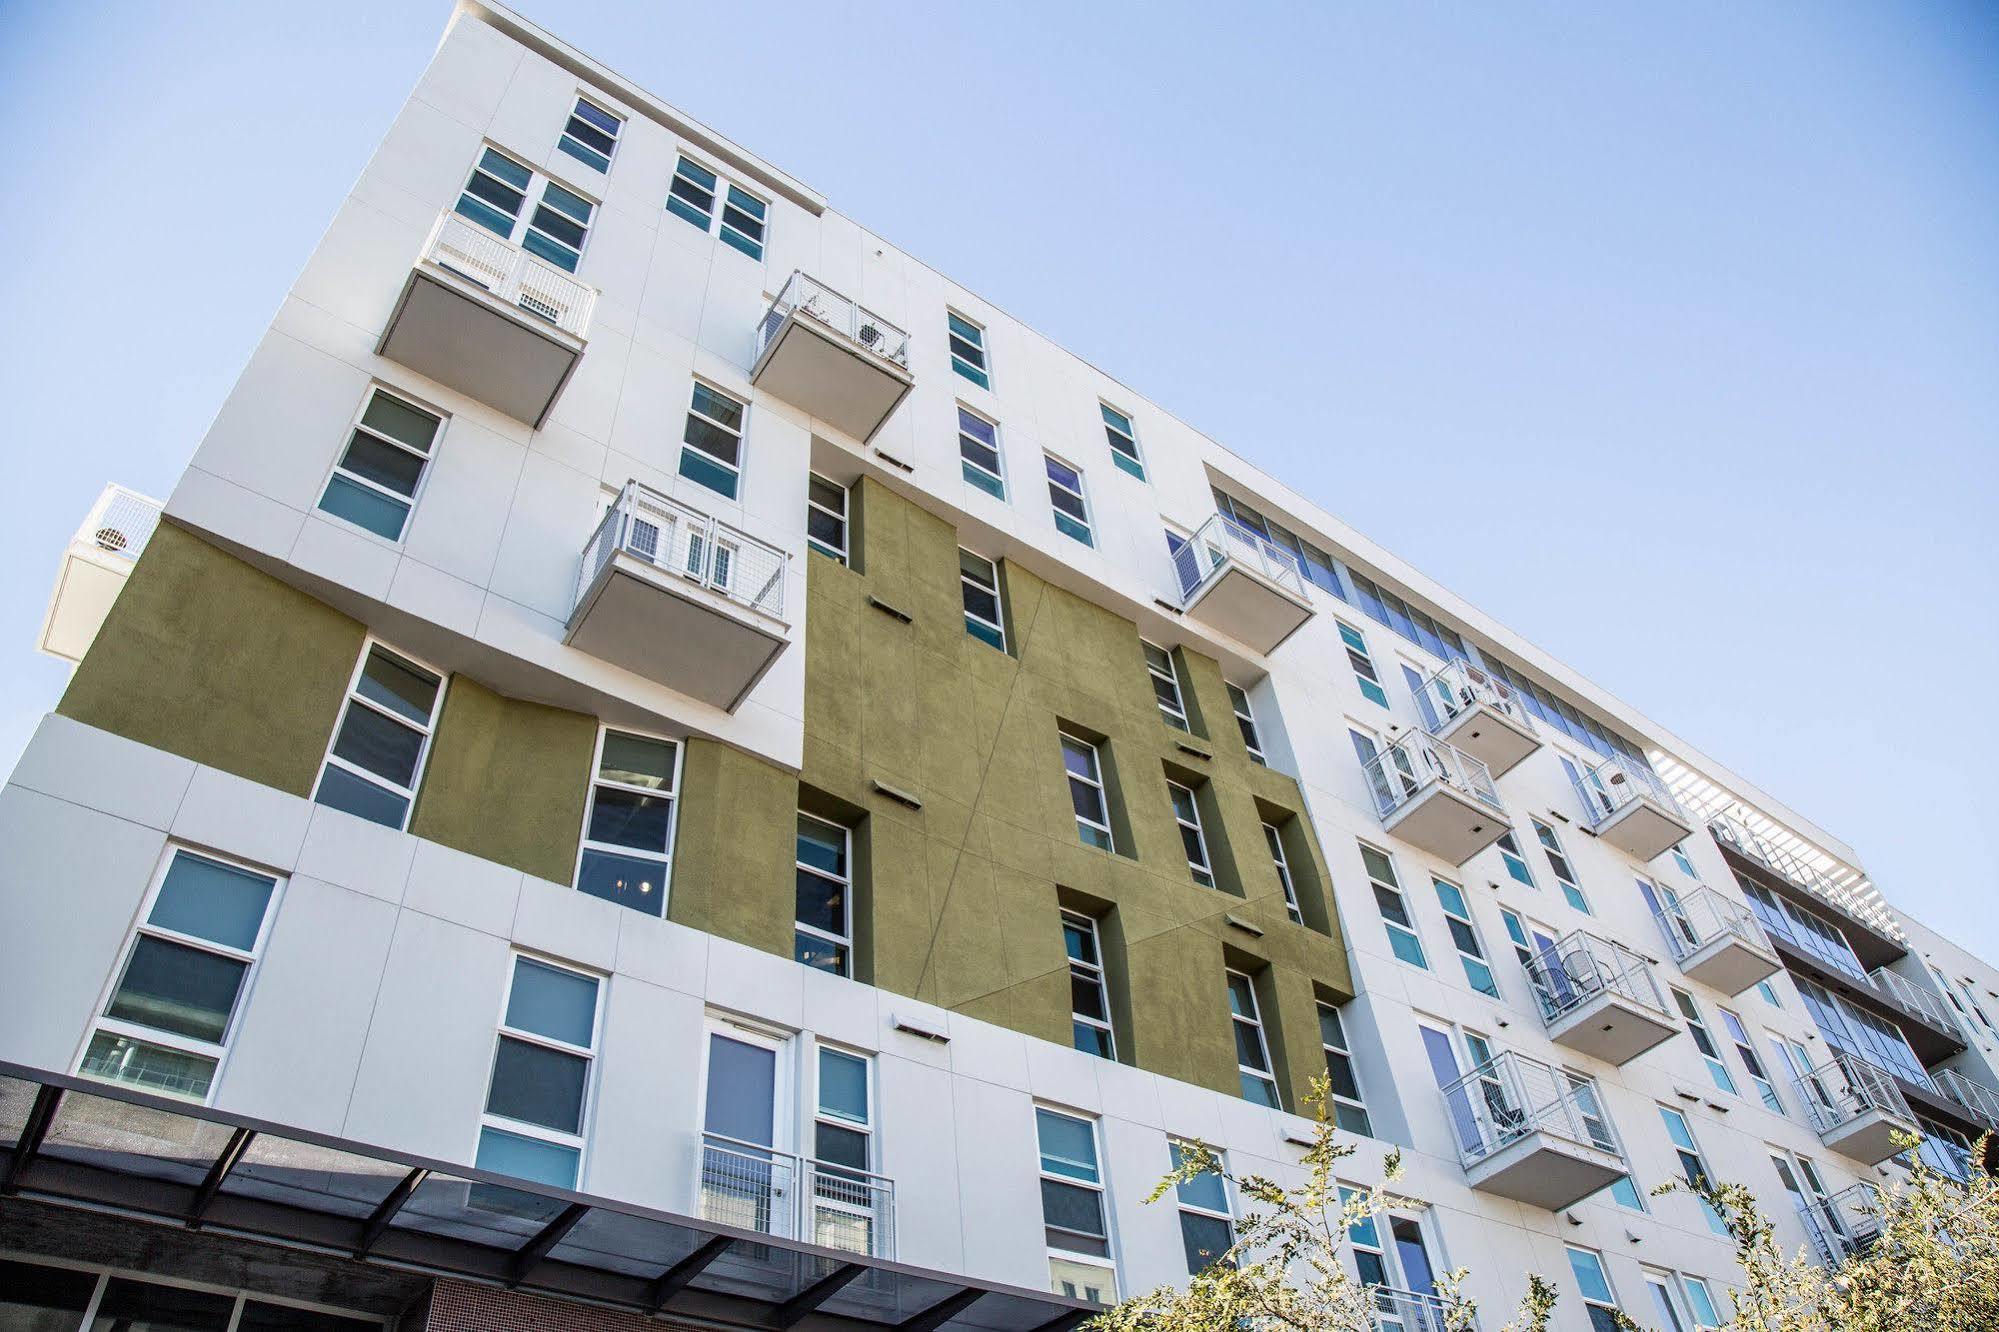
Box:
698, 1132, 896, 1260
37, 484, 163, 664
1170, 514, 1315, 655
1931, 1068, 1999, 1135
378, 210, 597, 428
1569, 753, 1694, 862
1792, 1051, 1918, 1165
1444, 1051, 1627, 1211
1796, 1183, 1884, 1268
1867, 967, 1965, 1050
567, 482, 788, 712
1522, 930, 1677, 1065
751, 272, 913, 444
1410, 659, 1540, 778
1650, 886, 1782, 994
1359, 732, 1508, 866
1708, 812, 1905, 968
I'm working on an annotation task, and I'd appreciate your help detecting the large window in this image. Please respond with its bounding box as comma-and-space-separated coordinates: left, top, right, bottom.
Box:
317, 387, 443, 542
1658, 1105, 1729, 1235
1142, 641, 1189, 731
1170, 1142, 1234, 1273
1226, 682, 1265, 764
575, 728, 679, 917
477, 955, 601, 1189
806, 473, 848, 564
948, 311, 990, 388
1433, 878, 1498, 997
794, 813, 853, 976
1100, 403, 1146, 480
1064, 911, 1116, 1059
314, 642, 445, 830
959, 549, 1007, 651
1227, 970, 1281, 1108
558, 95, 623, 173
78, 848, 281, 1103
1362, 844, 1426, 968
1566, 1246, 1626, 1332
1532, 818, 1590, 914
1044, 454, 1094, 546
1264, 822, 1302, 924
666, 155, 767, 259
1337, 622, 1389, 707
1795, 976, 1928, 1086
1717, 1006, 1783, 1112
1671, 988, 1739, 1095
0, 1260, 385, 1331
1037, 1108, 1116, 1302
455, 146, 595, 272
1168, 780, 1215, 887
1061, 732, 1114, 851
1317, 1003, 1373, 1135
957, 405, 1006, 499
678, 381, 747, 499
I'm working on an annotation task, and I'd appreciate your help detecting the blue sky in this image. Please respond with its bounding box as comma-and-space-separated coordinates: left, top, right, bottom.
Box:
3, 2, 1994, 955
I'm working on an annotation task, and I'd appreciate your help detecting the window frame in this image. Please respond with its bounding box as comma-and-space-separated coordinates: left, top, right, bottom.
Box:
1061, 731, 1115, 852
1063, 910, 1116, 1060
1099, 401, 1146, 480
794, 811, 854, 977
1433, 877, 1498, 997
1141, 640, 1189, 731
1043, 451, 1094, 547
1494, 829, 1537, 888
313, 639, 447, 832
1361, 843, 1427, 968
678, 378, 748, 500
476, 952, 604, 1189
1169, 1140, 1235, 1274
1337, 621, 1390, 707
956, 403, 1006, 499
572, 724, 683, 918
1658, 1103, 1729, 1235
806, 472, 849, 564
1716, 1005, 1783, 1113
1565, 1245, 1625, 1331
1264, 822, 1302, 925
1036, 1106, 1117, 1302
1671, 987, 1740, 1095
666, 153, 768, 260
1167, 779, 1215, 887
959, 548, 1008, 651
454, 144, 597, 273
1225, 682, 1265, 764
1317, 1002, 1373, 1136
1226, 969, 1282, 1108
316, 384, 446, 545
808, 1042, 880, 1249
1531, 818, 1590, 914
948, 310, 991, 389
558, 93, 625, 173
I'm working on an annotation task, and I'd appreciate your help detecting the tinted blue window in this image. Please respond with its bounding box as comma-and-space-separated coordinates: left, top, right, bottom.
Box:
476, 1126, 579, 1188
148, 853, 275, 952
313, 764, 409, 828
318, 476, 410, 540
506, 959, 597, 1046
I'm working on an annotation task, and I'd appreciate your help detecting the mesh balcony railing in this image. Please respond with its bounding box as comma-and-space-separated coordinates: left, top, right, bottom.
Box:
1410, 658, 1536, 739
1790, 1050, 1914, 1136
425, 210, 597, 338
576, 481, 788, 624
1521, 929, 1669, 1027
73, 485, 163, 562
1359, 731, 1504, 823
1372, 1285, 1467, 1332
756, 271, 911, 370
697, 1132, 897, 1260
1650, 885, 1770, 966
1440, 1050, 1622, 1172
1170, 512, 1310, 604
1868, 968, 1963, 1039
1933, 1067, 1999, 1128
1569, 752, 1687, 829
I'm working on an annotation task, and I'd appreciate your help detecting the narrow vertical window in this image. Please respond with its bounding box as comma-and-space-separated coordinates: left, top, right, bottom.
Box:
1658, 1106, 1729, 1235
1644, 1273, 1690, 1332
1226, 683, 1265, 764
79, 848, 280, 1103
1264, 823, 1302, 924
1141, 641, 1188, 730
1170, 1142, 1234, 1273
948, 311, 990, 388
1063, 911, 1116, 1059
957, 405, 1005, 498
806, 473, 848, 564
477, 955, 601, 1189
1682, 1276, 1722, 1329
810, 1047, 880, 1253
1037, 1109, 1116, 1302
1756, 979, 1783, 1008
1716, 1006, 1782, 1112
1061, 732, 1114, 851
1669, 843, 1698, 878
718, 183, 768, 260
794, 814, 852, 976
318, 387, 442, 541
1343, 1186, 1389, 1285
1168, 781, 1215, 887
1226, 970, 1281, 1108
1494, 829, 1537, 888
1100, 403, 1145, 479
1044, 454, 1094, 546
1671, 989, 1738, 1095
1316, 1003, 1373, 1135
1566, 1247, 1626, 1332
575, 728, 679, 917
667, 155, 719, 230
678, 381, 746, 499
314, 642, 445, 830
1362, 845, 1426, 968
558, 95, 623, 172
1433, 879, 1498, 997
1532, 818, 1590, 913
1338, 622, 1389, 707
959, 549, 1007, 650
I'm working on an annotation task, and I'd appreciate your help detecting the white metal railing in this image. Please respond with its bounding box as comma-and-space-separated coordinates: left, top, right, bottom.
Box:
1791, 1051, 1914, 1137
1708, 813, 1862, 913
576, 481, 788, 623
697, 1133, 896, 1260
1650, 886, 1771, 968
1411, 658, 1536, 740
72, 484, 162, 562
1569, 751, 1687, 829
1798, 1182, 1883, 1267
1371, 1285, 1468, 1332
1359, 731, 1504, 823
1171, 512, 1310, 605
1868, 968, 1963, 1039
1441, 1050, 1622, 1171
756, 271, 911, 370
424, 210, 597, 338
1521, 929, 1669, 1027
1933, 1068, 1999, 1128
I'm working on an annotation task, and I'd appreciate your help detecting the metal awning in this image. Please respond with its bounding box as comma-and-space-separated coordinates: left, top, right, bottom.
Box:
0, 1062, 1093, 1332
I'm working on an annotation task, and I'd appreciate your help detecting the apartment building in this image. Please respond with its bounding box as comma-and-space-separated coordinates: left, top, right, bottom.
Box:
2, 5, 1990, 1330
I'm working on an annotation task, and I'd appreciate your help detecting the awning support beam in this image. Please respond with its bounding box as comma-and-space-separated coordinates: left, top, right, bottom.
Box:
186, 1126, 256, 1230
648, 1233, 734, 1312
1, 1085, 62, 1195
772, 1262, 867, 1328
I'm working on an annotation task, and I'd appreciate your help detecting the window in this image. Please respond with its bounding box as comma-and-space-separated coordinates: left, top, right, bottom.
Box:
1170, 1142, 1234, 1273
1532, 818, 1590, 914
1168, 781, 1215, 887
1566, 1247, 1625, 1332
1716, 1006, 1783, 1112
1498, 907, 1535, 970
78, 848, 280, 1103
1100, 403, 1145, 480
1757, 979, 1782, 1007
1670, 843, 1698, 878
455, 146, 594, 272
795, 814, 853, 976
811, 1046, 879, 1252
1142, 641, 1189, 731
1795, 977, 1929, 1086
959, 549, 1007, 650
0, 1262, 388, 1331
1433, 879, 1498, 997
1044, 454, 1093, 546
679, 381, 747, 499
1672, 988, 1739, 1094
950, 404, 1008, 499
317, 387, 442, 542
1658, 1106, 1728, 1235
948, 311, 990, 388
1037, 1108, 1116, 1302
1062, 732, 1114, 851
1338, 622, 1389, 707
1317, 1003, 1373, 1135
575, 728, 679, 917
1495, 829, 1536, 887
806, 473, 848, 563
1644, 1272, 1690, 1332
1226, 683, 1265, 764
1064, 912, 1115, 1059
666, 155, 767, 259
557, 95, 623, 172
1227, 970, 1281, 1107
477, 955, 601, 1189
1682, 1276, 1722, 1329
700, 1024, 788, 1231
314, 642, 444, 830
1362, 844, 1426, 967
1264, 823, 1302, 924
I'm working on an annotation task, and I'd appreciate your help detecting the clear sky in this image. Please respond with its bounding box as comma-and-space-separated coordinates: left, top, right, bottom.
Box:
3, 2, 1994, 956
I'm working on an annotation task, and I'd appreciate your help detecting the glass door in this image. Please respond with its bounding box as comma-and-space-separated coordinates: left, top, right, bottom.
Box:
701, 1028, 791, 1238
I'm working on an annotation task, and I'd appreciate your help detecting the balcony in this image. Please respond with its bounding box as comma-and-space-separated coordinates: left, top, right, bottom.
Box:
378, 211, 598, 428
1444, 1051, 1627, 1211
1867, 967, 1965, 1050
1371, 1285, 1469, 1332
751, 272, 913, 444
1797, 1183, 1883, 1267
698, 1132, 896, 1260
37, 485, 162, 664
1650, 886, 1782, 995
1931, 1068, 1999, 1134
1569, 753, 1693, 862
1522, 930, 1677, 1066
1358, 732, 1508, 866
567, 482, 788, 711
1708, 813, 1904, 968
1793, 1051, 1918, 1165
1170, 513, 1315, 655
1410, 659, 1540, 778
